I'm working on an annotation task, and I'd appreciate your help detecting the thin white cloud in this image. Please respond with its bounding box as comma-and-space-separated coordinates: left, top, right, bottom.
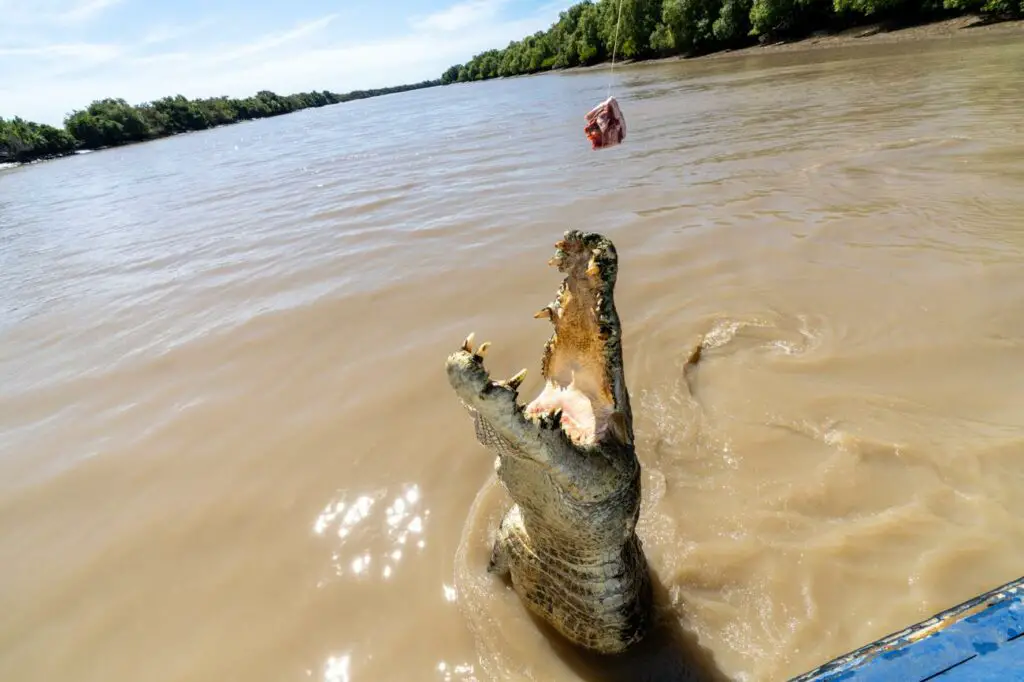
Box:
216, 14, 338, 62
0, 1, 563, 125
58, 0, 124, 24
139, 18, 217, 46
0, 0, 124, 26
0, 43, 120, 60
412, 0, 507, 32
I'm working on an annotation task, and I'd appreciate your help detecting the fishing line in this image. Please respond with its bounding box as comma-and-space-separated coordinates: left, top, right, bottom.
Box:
608, 0, 626, 98
583, 0, 628, 150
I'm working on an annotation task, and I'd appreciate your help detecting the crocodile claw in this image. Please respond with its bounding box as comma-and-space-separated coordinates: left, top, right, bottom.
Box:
506, 368, 527, 390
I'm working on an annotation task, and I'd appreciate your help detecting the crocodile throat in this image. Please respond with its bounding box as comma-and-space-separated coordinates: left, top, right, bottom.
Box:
524, 231, 631, 447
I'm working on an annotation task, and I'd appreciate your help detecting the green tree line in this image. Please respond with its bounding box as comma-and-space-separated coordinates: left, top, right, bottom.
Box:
440, 0, 1021, 83
1, 80, 440, 165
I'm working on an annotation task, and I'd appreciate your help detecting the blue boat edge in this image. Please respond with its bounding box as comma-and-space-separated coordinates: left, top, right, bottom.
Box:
790, 574, 1024, 681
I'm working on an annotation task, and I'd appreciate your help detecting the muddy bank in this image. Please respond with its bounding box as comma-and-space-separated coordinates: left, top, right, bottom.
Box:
699, 15, 1024, 60
554, 15, 1024, 76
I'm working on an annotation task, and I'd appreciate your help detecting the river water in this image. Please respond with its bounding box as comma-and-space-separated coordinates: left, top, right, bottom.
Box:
2, 28, 1024, 682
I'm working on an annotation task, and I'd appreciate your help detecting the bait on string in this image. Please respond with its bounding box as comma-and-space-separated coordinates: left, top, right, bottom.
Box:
583, 0, 627, 150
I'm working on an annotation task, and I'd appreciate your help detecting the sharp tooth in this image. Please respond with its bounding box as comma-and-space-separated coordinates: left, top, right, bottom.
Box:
507, 368, 527, 390
534, 307, 552, 320
462, 333, 475, 353
474, 341, 491, 360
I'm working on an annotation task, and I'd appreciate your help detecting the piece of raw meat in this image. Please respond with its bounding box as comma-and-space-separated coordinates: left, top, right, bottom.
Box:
584, 96, 626, 150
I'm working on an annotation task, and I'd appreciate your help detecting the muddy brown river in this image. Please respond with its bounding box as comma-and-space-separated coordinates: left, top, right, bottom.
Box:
2, 28, 1023, 682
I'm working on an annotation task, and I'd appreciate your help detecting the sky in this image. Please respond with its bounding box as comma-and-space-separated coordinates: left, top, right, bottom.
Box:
0, 0, 565, 125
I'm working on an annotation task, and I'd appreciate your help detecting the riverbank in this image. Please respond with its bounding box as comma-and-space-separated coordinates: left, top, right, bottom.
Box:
553, 14, 1024, 75
440, 0, 1024, 86
698, 14, 1024, 60
0, 80, 441, 168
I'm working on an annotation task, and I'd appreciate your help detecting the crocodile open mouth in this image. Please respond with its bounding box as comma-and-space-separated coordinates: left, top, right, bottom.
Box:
445, 230, 634, 460
523, 231, 631, 447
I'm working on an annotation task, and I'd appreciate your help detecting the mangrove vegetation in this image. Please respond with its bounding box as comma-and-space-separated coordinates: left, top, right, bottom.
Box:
439, 0, 1022, 83
1, 80, 440, 166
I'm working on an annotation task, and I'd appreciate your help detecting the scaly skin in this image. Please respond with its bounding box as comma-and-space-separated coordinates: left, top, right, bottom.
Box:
445, 230, 653, 655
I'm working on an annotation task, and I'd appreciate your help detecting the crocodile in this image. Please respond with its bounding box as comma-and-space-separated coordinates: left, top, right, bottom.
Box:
445, 229, 653, 655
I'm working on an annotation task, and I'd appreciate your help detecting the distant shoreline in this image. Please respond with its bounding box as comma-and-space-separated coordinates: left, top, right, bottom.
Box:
544, 14, 1024, 77
440, 0, 1024, 86
428, 14, 1024, 86
0, 81, 441, 168
682, 14, 1024, 61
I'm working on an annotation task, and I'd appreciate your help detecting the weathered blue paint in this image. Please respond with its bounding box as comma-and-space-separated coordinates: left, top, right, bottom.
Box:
791, 575, 1024, 681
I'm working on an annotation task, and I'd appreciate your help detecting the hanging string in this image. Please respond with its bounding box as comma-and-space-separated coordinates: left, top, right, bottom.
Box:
607, 0, 626, 98
585, 0, 628, 150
